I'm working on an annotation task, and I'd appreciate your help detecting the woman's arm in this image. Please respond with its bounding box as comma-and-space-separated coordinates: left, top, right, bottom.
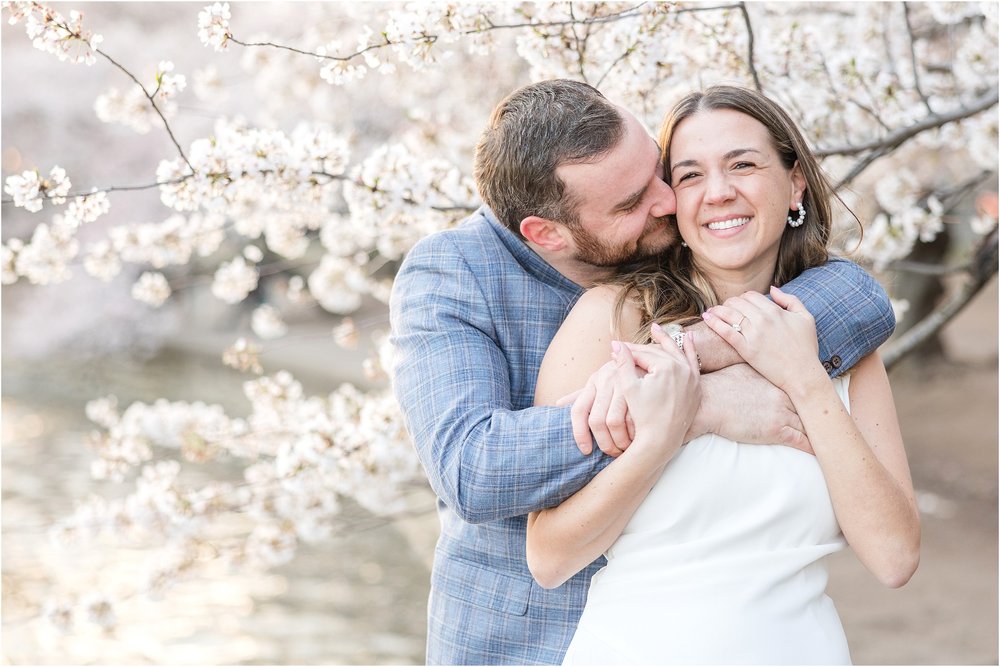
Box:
528, 286, 700, 589
704, 287, 920, 587
689, 257, 896, 375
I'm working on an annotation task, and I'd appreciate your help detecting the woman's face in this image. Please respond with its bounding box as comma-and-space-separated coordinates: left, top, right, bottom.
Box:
668, 108, 805, 281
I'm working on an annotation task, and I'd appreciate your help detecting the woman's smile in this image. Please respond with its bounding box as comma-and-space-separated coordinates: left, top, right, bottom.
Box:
705, 215, 751, 235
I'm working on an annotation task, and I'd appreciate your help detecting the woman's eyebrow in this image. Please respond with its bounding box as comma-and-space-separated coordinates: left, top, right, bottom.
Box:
670, 148, 764, 173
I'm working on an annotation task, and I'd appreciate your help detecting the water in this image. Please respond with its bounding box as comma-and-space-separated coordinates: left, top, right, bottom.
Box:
1, 348, 436, 665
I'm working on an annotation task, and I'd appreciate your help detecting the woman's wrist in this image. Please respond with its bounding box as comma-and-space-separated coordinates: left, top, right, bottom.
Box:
782, 361, 835, 405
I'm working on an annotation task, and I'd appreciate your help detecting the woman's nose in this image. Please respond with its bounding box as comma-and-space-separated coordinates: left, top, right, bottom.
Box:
705, 172, 735, 204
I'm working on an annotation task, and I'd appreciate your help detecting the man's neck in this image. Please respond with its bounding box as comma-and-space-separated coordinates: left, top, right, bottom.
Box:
530, 243, 616, 288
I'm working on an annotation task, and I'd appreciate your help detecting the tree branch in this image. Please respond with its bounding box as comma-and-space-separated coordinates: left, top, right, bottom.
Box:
92, 47, 195, 173
826, 87, 998, 191
231, 3, 652, 63
818, 87, 998, 158
885, 259, 973, 277
1, 176, 193, 205
902, 2, 934, 114
883, 226, 999, 370
738, 2, 762, 92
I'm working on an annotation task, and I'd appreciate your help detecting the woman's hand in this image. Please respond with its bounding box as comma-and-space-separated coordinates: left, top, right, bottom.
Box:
701, 286, 824, 394
609, 323, 701, 463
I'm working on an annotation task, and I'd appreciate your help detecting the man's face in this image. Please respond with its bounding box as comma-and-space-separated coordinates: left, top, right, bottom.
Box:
556, 109, 678, 268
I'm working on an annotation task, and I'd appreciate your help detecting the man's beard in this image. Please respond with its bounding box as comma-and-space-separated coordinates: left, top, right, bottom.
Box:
570, 216, 677, 268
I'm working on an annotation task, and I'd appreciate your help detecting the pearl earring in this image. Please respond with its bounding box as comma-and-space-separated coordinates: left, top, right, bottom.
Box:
787, 203, 805, 228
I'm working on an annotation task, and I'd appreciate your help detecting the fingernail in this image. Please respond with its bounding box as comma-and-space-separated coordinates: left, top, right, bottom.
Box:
651, 322, 664, 334
611, 340, 621, 354
701, 311, 712, 320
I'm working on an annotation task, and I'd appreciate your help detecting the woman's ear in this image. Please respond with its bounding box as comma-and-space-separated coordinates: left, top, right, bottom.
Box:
790, 160, 807, 207
520, 216, 570, 251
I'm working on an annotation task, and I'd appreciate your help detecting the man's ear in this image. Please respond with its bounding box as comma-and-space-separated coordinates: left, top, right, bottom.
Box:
520, 215, 570, 251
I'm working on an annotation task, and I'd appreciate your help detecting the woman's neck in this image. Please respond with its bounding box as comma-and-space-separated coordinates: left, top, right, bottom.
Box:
700, 263, 776, 303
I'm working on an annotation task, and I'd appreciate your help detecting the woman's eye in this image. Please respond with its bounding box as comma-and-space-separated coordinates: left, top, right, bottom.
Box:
733, 161, 754, 170
676, 172, 697, 183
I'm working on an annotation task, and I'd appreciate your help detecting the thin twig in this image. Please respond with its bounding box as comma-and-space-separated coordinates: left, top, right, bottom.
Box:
232, 3, 650, 63
93, 48, 195, 173
738, 2, 762, 92
885, 259, 973, 276
1, 176, 193, 205
902, 2, 934, 114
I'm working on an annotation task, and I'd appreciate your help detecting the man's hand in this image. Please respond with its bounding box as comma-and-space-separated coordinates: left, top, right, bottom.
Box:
693, 363, 813, 455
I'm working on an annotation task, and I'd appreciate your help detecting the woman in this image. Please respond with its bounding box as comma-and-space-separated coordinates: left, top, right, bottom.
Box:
525, 86, 920, 665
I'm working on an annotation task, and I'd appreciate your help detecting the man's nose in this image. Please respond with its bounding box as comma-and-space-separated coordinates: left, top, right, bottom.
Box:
649, 179, 676, 218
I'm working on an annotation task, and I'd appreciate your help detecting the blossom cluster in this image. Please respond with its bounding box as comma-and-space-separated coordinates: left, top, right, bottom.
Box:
4, 165, 71, 212
2, 0, 103, 64
95, 61, 187, 134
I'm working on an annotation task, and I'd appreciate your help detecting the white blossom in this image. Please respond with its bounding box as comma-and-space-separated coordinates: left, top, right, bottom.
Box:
212, 255, 259, 303
65, 190, 110, 226
251, 304, 288, 339
242, 244, 264, 263
307, 254, 367, 314
197, 2, 231, 52
332, 317, 359, 349
5, 3, 103, 65
223, 336, 263, 374
192, 63, 227, 101
13, 221, 79, 284
245, 523, 297, 567
86, 396, 120, 429
1, 241, 19, 284
95, 62, 185, 133
82, 239, 122, 282
286, 274, 310, 304
131, 271, 172, 307
890, 298, 911, 324
4, 165, 70, 211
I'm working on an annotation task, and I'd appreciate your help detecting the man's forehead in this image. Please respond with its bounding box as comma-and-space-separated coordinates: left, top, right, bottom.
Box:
557, 130, 660, 211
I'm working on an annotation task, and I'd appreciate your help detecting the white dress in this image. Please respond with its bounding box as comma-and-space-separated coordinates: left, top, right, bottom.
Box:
563, 376, 853, 665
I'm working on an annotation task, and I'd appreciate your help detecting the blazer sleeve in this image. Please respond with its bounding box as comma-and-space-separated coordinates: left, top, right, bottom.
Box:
781, 257, 896, 378
389, 233, 609, 524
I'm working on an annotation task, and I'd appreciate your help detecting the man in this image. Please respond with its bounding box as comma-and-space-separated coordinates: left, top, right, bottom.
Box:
389, 79, 894, 665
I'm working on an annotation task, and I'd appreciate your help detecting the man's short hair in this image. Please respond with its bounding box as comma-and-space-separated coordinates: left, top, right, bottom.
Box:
474, 79, 625, 237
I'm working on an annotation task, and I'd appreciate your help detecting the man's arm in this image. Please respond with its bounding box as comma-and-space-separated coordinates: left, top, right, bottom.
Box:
688, 257, 896, 376
389, 232, 608, 525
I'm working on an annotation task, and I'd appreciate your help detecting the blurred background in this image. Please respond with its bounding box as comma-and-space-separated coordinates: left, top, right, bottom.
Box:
2, 2, 997, 664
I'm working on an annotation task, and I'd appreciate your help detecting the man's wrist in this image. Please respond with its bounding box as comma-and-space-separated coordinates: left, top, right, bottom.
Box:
685, 372, 718, 440
684, 322, 740, 373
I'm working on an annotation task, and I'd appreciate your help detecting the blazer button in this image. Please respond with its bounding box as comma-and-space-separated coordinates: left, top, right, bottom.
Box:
831, 355, 842, 369
823, 360, 833, 372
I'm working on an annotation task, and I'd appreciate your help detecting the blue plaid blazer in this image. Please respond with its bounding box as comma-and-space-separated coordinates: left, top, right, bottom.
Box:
389, 207, 894, 665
